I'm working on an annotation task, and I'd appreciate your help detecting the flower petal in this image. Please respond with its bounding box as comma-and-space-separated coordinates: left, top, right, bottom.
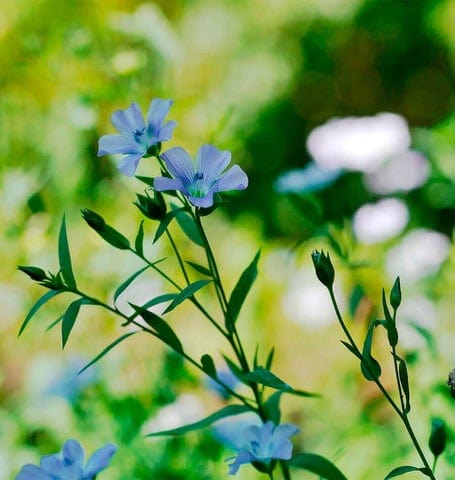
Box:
84, 444, 117, 477
111, 102, 145, 136
117, 153, 143, 176
98, 135, 143, 156
147, 98, 173, 128
62, 439, 85, 466
270, 439, 293, 460
16, 464, 51, 480
40, 455, 65, 475
157, 120, 177, 142
162, 147, 194, 185
227, 450, 254, 475
153, 176, 184, 192
195, 145, 231, 184
188, 192, 215, 208
214, 165, 248, 193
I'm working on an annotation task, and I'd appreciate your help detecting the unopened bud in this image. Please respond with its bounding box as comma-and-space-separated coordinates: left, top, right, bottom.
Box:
448, 369, 455, 399
81, 209, 106, 231
428, 418, 447, 458
18, 266, 48, 282
134, 191, 166, 220
390, 277, 401, 310
311, 249, 335, 288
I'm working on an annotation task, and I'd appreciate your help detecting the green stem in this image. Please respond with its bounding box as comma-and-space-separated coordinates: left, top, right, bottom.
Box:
165, 228, 191, 286
279, 460, 292, 480
327, 287, 436, 480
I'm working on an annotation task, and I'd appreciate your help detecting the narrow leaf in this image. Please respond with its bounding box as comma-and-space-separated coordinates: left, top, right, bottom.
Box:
223, 355, 244, 380
131, 305, 183, 353
397, 355, 411, 413
62, 298, 94, 348
46, 314, 64, 331
153, 209, 183, 243
135, 220, 145, 257
227, 250, 260, 327
382, 289, 393, 325
360, 320, 381, 381
163, 280, 211, 314
58, 214, 77, 289
78, 332, 138, 374
340, 340, 362, 359
384, 466, 429, 479
145, 404, 251, 437
18, 290, 62, 336
175, 209, 204, 247
264, 391, 283, 424
135, 175, 155, 187
201, 354, 217, 378
185, 261, 212, 277
113, 266, 149, 305
266, 347, 275, 370
242, 367, 293, 393
290, 453, 348, 480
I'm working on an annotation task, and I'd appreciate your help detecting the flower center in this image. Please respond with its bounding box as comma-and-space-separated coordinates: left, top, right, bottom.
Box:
188, 172, 208, 198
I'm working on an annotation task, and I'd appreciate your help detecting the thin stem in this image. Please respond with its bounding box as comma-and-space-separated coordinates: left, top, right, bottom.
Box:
279, 460, 292, 480
165, 228, 191, 286
327, 287, 436, 480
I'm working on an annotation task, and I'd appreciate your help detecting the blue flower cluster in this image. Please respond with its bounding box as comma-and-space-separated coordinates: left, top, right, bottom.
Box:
98, 98, 248, 208
16, 439, 116, 480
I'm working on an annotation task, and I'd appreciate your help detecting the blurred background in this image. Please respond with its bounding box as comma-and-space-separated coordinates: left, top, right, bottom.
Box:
1, 0, 454, 478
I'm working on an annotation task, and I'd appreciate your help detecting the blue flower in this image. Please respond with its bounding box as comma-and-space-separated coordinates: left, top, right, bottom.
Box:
226, 421, 299, 475
206, 368, 240, 400
154, 144, 248, 208
16, 439, 117, 480
98, 98, 177, 176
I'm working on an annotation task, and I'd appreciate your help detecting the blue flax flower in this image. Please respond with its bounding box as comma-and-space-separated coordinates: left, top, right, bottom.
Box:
16, 439, 117, 480
154, 144, 248, 208
226, 420, 299, 475
98, 98, 176, 176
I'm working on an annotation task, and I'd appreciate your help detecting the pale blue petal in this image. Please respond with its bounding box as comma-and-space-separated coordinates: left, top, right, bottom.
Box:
188, 192, 214, 208
147, 98, 173, 128
162, 147, 194, 185
62, 439, 85, 466
40, 455, 65, 474
272, 423, 299, 443
214, 165, 248, 193
117, 153, 143, 176
227, 451, 254, 475
153, 177, 184, 192
84, 444, 117, 478
271, 439, 293, 460
16, 465, 51, 480
157, 120, 177, 141
195, 145, 231, 184
98, 135, 143, 156
111, 102, 145, 135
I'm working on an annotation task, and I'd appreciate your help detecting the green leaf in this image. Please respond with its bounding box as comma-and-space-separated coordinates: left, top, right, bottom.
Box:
227, 250, 260, 328
58, 214, 77, 289
382, 289, 393, 325
131, 305, 183, 353
174, 209, 204, 247
223, 355, 244, 380
135, 175, 155, 187
340, 340, 362, 359
396, 355, 411, 413
201, 354, 217, 378
18, 290, 62, 336
145, 404, 251, 437
113, 266, 150, 305
81, 209, 130, 250
242, 367, 293, 393
135, 221, 145, 257
163, 280, 211, 314
384, 466, 430, 479
62, 298, 94, 348
360, 320, 381, 381
153, 208, 183, 243
185, 261, 213, 277
266, 347, 275, 370
78, 331, 138, 375
290, 453, 348, 480
264, 391, 283, 424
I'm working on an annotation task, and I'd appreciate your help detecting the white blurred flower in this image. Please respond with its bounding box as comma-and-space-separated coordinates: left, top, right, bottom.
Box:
281, 268, 339, 328
352, 198, 409, 244
141, 394, 204, 436
307, 113, 410, 173
364, 150, 430, 194
386, 229, 451, 281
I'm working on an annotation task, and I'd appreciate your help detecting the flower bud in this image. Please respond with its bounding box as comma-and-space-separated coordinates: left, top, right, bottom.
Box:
134, 191, 167, 220
390, 276, 401, 310
428, 418, 447, 458
18, 266, 48, 282
311, 249, 335, 288
448, 368, 455, 399
81, 209, 106, 231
